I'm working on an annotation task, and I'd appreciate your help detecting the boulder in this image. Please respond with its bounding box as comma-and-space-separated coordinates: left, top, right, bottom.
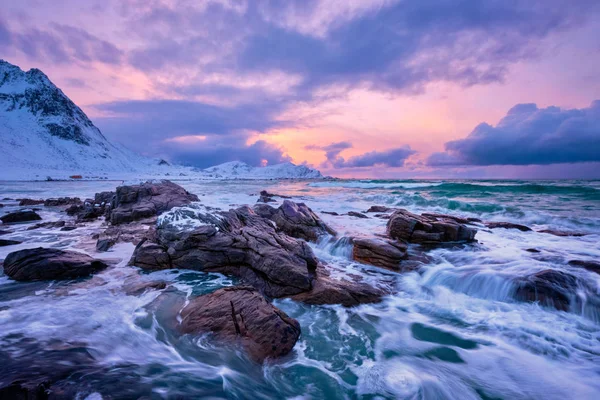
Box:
18, 198, 45, 206
568, 260, 600, 275
3, 247, 108, 281
96, 222, 155, 252
366, 205, 394, 213
27, 221, 66, 230
109, 181, 199, 225
0, 239, 22, 247
352, 237, 408, 271
131, 206, 317, 297
180, 286, 301, 362
44, 197, 81, 207
514, 270, 577, 311
486, 222, 532, 232
422, 213, 480, 225
0, 210, 42, 224
65, 203, 106, 222
269, 200, 336, 242
347, 211, 368, 219
386, 209, 477, 244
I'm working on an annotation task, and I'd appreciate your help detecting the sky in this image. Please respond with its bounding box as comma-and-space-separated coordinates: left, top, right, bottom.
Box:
1, 0, 600, 178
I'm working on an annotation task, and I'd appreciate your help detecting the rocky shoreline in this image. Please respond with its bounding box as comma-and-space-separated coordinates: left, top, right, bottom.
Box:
1, 179, 599, 396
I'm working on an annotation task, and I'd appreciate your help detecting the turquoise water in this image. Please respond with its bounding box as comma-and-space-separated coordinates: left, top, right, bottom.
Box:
0, 179, 599, 399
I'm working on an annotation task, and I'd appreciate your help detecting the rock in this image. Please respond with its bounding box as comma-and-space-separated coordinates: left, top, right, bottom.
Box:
514, 270, 577, 311
374, 213, 391, 219
109, 181, 199, 225
27, 220, 66, 230
3, 247, 108, 281
538, 229, 586, 237
568, 260, 600, 275
352, 237, 408, 271
0, 210, 42, 224
44, 197, 81, 207
269, 200, 336, 242
60, 226, 77, 231
180, 286, 301, 361
0, 204, 3, 208
422, 213, 477, 225
257, 190, 282, 203
486, 222, 532, 232
124, 280, 168, 295
347, 211, 368, 219
0, 239, 22, 247
526, 248, 541, 253
96, 221, 156, 252
366, 205, 394, 213
131, 206, 318, 298
0, 229, 11, 236
291, 265, 385, 307
321, 211, 339, 216
158, 159, 170, 166
386, 209, 477, 244
94, 191, 115, 206
18, 198, 45, 206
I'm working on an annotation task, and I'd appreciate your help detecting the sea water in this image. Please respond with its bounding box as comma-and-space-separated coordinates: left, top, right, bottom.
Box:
0, 179, 599, 399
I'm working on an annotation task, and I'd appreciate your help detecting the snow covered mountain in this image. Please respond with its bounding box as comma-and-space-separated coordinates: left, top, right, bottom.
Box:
203, 161, 322, 179
0, 59, 161, 178
0, 60, 323, 181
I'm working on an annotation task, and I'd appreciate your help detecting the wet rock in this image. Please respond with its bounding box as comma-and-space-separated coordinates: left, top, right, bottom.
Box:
514, 270, 577, 311
3, 247, 108, 281
60, 226, 77, 231
0, 229, 11, 236
0, 210, 42, 224
0, 239, 22, 247
538, 229, 586, 237
366, 205, 394, 213
486, 222, 532, 232
124, 280, 168, 295
269, 200, 336, 242
44, 197, 81, 207
131, 206, 318, 298
352, 237, 408, 271
347, 211, 368, 219
17, 198, 45, 206
526, 248, 541, 253
386, 209, 477, 244
422, 213, 479, 225
568, 260, 600, 275
109, 180, 199, 225
291, 266, 385, 307
96, 222, 154, 252
180, 286, 301, 361
65, 203, 106, 222
374, 213, 391, 219
27, 220, 66, 230
0, 204, 3, 208
321, 211, 339, 216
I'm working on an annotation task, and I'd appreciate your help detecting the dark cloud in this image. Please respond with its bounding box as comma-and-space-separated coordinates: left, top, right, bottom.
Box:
308, 141, 416, 168
0, 19, 122, 65
163, 138, 291, 168
428, 100, 600, 166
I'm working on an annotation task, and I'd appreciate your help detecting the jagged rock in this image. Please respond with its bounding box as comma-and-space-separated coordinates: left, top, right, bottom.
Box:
422, 213, 481, 225
3, 247, 108, 281
94, 191, 115, 206
366, 205, 394, 213
347, 211, 368, 219
0, 239, 22, 247
96, 222, 155, 252
44, 197, 81, 207
18, 198, 45, 206
109, 181, 199, 225
256, 190, 291, 203
269, 200, 336, 242
0, 210, 42, 224
180, 286, 301, 362
321, 211, 339, 216
514, 270, 577, 311
158, 159, 170, 166
538, 229, 586, 237
568, 260, 600, 275
131, 206, 317, 297
386, 209, 477, 244
352, 237, 408, 271
27, 220, 66, 230
291, 265, 385, 307
123, 280, 168, 295
65, 203, 105, 222
486, 222, 532, 232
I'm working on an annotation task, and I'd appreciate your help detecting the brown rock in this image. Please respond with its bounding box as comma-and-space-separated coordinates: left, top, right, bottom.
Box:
270, 200, 336, 241
538, 229, 586, 237
0, 211, 42, 224
352, 237, 408, 271
486, 222, 532, 232
18, 199, 45, 206
386, 209, 477, 244
180, 286, 301, 362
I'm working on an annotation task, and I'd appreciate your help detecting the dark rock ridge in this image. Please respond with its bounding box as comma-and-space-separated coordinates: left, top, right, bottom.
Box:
352, 237, 408, 271
514, 270, 578, 311
3, 247, 108, 281
538, 229, 586, 237
366, 205, 394, 213
255, 200, 336, 241
27, 220, 66, 230
0, 239, 22, 247
485, 222, 532, 232
256, 190, 291, 203
44, 197, 81, 207
347, 211, 368, 219
386, 209, 477, 244
0, 210, 42, 224
18, 198, 45, 206
109, 180, 199, 225
180, 286, 301, 362
568, 260, 600, 275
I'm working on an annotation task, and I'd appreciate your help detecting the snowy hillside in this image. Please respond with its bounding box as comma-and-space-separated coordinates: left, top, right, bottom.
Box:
0, 59, 165, 179
203, 161, 322, 179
